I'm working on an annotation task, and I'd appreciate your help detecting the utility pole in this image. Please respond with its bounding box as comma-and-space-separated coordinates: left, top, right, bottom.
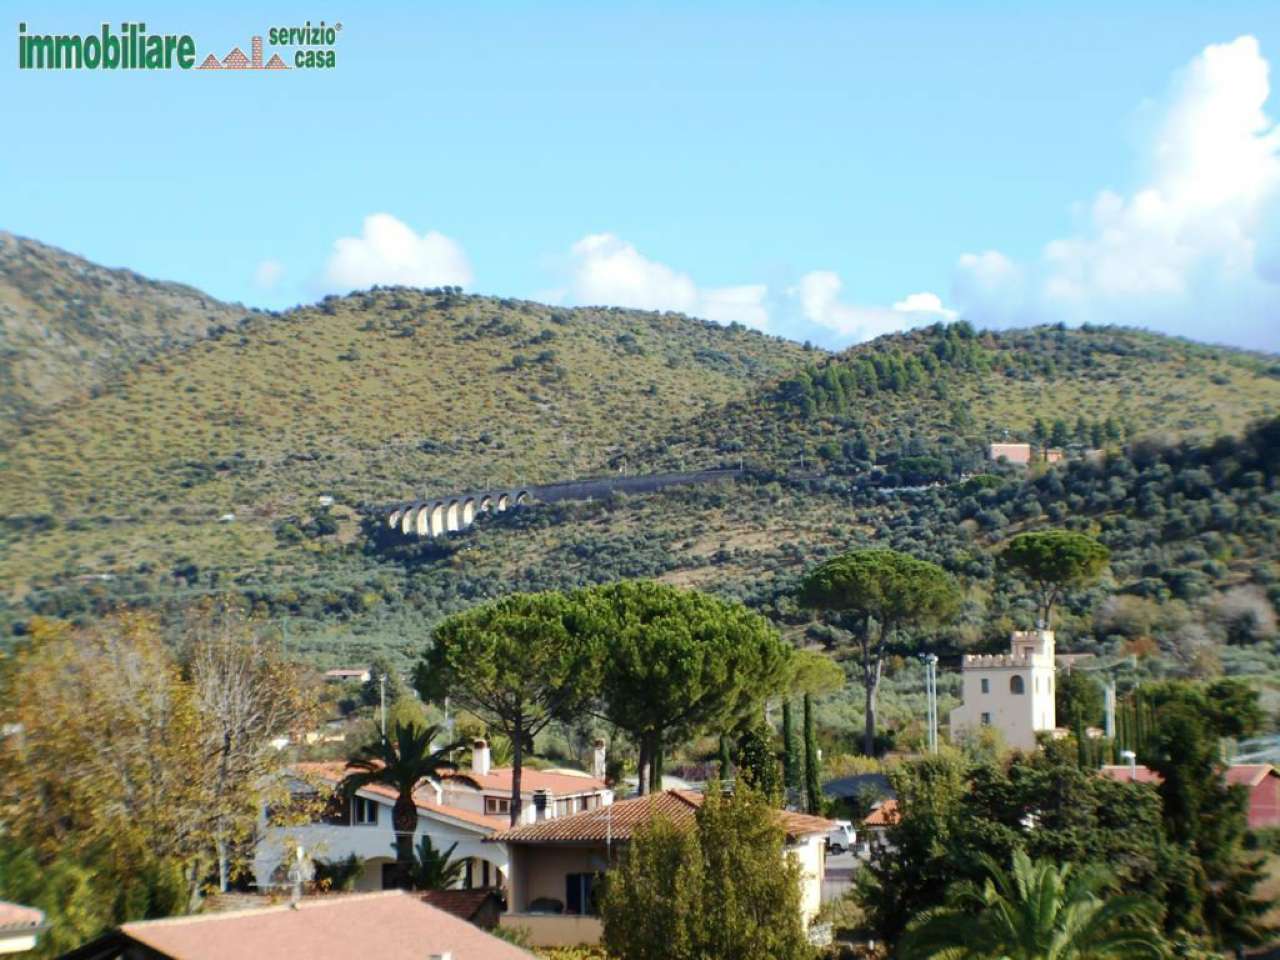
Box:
920, 654, 939, 753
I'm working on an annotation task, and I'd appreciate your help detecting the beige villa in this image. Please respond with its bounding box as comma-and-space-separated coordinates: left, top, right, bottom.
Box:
487, 789, 835, 948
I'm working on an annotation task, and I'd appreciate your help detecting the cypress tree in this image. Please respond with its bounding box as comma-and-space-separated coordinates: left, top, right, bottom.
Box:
718, 734, 733, 780
803, 693, 821, 814
781, 700, 798, 799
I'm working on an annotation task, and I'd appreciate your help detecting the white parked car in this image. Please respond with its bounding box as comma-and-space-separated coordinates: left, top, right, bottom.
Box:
826, 820, 855, 854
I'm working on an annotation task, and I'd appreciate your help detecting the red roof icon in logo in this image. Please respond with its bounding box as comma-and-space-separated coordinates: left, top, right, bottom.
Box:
222, 47, 250, 69
264, 53, 288, 69
197, 53, 221, 69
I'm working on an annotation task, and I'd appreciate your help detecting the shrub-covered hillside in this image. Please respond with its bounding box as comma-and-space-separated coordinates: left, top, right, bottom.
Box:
639, 322, 1280, 477
0, 233, 253, 425
0, 282, 811, 597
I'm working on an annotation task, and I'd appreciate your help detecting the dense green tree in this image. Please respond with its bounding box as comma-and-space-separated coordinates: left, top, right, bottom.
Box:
1056, 669, 1104, 731
579, 581, 793, 794
1050, 418, 1071, 448
1001, 530, 1110, 626
858, 748, 1174, 947
417, 591, 602, 822
803, 693, 821, 815
600, 785, 810, 960
780, 699, 798, 798
900, 850, 1166, 960
1147, 701, 1272, 949
736, 723, 781, 800
798, 549, 961, 755
341, 722, 461, 872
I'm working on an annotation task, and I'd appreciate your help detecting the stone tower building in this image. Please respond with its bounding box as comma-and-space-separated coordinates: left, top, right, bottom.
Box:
949, 630, 1056, 751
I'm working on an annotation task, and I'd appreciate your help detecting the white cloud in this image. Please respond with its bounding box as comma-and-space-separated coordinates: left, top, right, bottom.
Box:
563, 233, 770, 329
253, 259, 284, 290
322, 213, 472, 292
953, 36, 1280, 349
794, 270, 955, 342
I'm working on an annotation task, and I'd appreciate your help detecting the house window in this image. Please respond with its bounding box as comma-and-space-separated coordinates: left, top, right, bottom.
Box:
1010, 675, 1025, 695
485, 796, 511, 816
565, 873, 599, 915
980, 678, 990, 694
353, 796, 378, 825
980, 712, 991, 726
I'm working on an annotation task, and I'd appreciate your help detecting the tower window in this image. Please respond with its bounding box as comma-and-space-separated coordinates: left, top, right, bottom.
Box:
980, 678, 990, 694
1010, 675, 1025, 695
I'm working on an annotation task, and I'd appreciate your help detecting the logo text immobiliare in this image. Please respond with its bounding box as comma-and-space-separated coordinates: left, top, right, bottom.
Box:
17, 21, 341, 71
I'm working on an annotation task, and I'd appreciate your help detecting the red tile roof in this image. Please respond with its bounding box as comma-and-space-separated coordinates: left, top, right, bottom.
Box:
107, 891, 533, 959
489, 789, 834, 844
1100, 763, 1278, 789
419, 888, 502, 922
446, 766, 608, 795
290, 762, 507, 832
863, 798, 899, 827
0, 900, 44, 932
1226, 764, 1277, 788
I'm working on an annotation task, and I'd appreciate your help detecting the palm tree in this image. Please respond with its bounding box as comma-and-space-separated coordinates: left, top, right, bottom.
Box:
900, 849, 1166, 960
406, 834, 466, 890
341, 722, 462, 878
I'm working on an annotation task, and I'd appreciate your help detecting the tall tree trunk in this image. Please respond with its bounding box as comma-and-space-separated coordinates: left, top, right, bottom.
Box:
510, 713, 524, 826
393, 797, 417, 879
649, 735, 663, 794
718, 734, 732, 781
861, 634, 884, 757
637, 735, 650, 796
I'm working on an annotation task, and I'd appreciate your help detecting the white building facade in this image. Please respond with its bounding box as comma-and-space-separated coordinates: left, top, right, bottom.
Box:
949, 630, 1056, 752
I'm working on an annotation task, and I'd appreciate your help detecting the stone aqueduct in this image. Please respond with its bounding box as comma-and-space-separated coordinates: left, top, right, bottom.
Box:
379, 468, 743, 538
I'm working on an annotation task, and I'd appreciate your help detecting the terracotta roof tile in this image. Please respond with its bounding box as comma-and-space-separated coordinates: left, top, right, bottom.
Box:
419, 888, 502, 921
0, 900, 44, 932
110, 891, 533, 959
863, 798, 899, 827
490, 790, 834, 844
446, 766, 608, 795
1227, 764, 1277, 787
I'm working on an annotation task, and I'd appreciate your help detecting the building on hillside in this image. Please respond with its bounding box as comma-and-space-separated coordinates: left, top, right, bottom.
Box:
949, 630, 1057, 752
487, 789, 834, 948
254, 761, 511, 893
58, 890, 534, 960
253, 741, 612, 894
987, 442, 1032, 466
1099, 763, 1280, 828
1044, 448, 1065, 464
0, 901, 46, 955
439, 738, 612, 825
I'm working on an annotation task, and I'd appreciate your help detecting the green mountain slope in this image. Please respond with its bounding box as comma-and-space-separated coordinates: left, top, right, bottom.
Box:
0, 233, 252, 425
0, 281, 811, 596
641, 322, 1280, 476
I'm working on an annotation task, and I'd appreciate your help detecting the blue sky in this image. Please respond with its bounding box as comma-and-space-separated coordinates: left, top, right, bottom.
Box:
4, 2, 1278, 350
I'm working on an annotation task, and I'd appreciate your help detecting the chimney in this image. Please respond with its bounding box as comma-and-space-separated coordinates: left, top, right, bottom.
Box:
533, 789, 549, 821
251, 35, 263, 68
592, 738, 607, 781
472, 738, 490, 776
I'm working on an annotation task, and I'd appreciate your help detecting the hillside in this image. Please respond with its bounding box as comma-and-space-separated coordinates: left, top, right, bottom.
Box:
638, 322, 1280, 477
0, 233, 251, 425
0, 281, 812, 600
